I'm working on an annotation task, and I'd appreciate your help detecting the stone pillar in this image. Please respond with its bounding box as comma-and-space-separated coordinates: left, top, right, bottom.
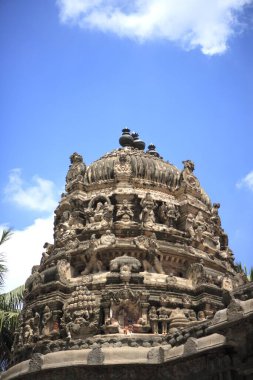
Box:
102, 301, 111, 323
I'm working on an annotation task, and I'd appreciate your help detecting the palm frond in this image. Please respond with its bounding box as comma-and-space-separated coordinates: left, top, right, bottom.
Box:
0, 230, 13, 246
0, 229, 12, 290
0, 285, 24, 312
249, 267, 253, 282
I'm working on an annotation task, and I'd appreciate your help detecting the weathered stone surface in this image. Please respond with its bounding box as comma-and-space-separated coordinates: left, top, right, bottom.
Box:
87, 347, 105, 365
28, 354, 44, 372
4, 130, 253, 380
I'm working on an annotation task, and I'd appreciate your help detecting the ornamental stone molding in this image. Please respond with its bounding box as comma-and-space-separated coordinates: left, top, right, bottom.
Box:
2, 129, 253, 380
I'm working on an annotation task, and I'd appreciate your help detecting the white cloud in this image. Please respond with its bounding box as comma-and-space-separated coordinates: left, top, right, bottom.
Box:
237, 171, 253, 191
4, 169, 58, 212
56, 0, 252, 55
0, 217, 54, 292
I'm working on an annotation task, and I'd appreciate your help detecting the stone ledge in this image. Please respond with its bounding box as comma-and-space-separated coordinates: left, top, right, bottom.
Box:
1, 333, 229, 380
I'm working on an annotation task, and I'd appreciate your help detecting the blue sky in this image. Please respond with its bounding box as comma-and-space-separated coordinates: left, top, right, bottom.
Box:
1, 0, 253, 291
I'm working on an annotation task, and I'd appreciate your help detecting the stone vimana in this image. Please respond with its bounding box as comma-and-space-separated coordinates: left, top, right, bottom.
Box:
2, 129, 253, 380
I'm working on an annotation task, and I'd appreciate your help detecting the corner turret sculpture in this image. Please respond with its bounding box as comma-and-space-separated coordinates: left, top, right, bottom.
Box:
3, 130, 253, 380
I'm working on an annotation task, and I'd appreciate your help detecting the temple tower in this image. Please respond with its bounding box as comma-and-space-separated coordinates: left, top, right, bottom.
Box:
2, 130, 253, 380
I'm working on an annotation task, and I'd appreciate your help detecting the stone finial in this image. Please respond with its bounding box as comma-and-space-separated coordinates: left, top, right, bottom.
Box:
131, 132, 145, 150
147, 144, 160, 157
119, 128, 134, 147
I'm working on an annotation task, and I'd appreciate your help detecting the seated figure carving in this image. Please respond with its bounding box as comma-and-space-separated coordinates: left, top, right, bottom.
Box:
116, 199, 134, 222
84, 197, 114, 229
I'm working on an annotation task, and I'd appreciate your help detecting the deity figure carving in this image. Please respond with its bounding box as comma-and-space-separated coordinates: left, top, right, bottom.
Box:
149, 306, 158, 334
23, 322, 33, 345
211, 203, 221, 227
169, 308, 189, 333
195, 224, 205, 243
120, 264, 131, 285
133, 233, 164, 274
158, 202, 180, 228
33, 312, 40, 338
140, 193, 156, 228
197, 311, 206, 321
180, 160, 200, 189
81, 235, 102, 275
158, 305, 170, 335
84, 197, 114, 228
185, 211, 220, 252
145, 233, 164, 274
94, 202, 105, 222
23, 309, 34, 345
62, 286, 99, 338
42, 305, 53, 336
114, 152, 132, 180
116, 199, 134, 222
133, 235, 148, 250
57, 259, 71, 283
54, 220, 76, 248
185, 213, 195, 239
65, 152, 86, 192
100, 229, 116, 246
40, 242, 53, 266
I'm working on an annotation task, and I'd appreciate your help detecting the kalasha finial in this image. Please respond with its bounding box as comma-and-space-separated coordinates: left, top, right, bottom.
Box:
131, 132, 145, 150
119, 128, 134, 147
147, 144, 160, 157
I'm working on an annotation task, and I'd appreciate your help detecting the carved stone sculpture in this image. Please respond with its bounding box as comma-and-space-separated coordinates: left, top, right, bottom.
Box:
65, 152, 86, 192
84, 197, 114, 229
133, 233, 164, 274
211, 203, 221, 226
62, 286, 99, 338
181, 160, 198, 188
114, 151, 132, 181
81, 235, 102, 275
116, 199, 134, 222
8, 131, 252, 380
158, 202, 179, 227
140, 193, 156, 227
149, 306, 158, 334
169, 308, 189, 333
100, 229, 116, 246
42, 305, 53, 337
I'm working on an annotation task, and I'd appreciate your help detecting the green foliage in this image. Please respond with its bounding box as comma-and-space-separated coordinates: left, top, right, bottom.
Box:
235, 261, 253, 282
0, 230, 12, 288
249, 268, 253, 282
0, 285, 24, 332
0, 229, 24, 371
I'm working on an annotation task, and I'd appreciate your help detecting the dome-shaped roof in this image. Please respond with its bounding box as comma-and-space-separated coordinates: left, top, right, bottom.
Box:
85, 147, 180, 189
